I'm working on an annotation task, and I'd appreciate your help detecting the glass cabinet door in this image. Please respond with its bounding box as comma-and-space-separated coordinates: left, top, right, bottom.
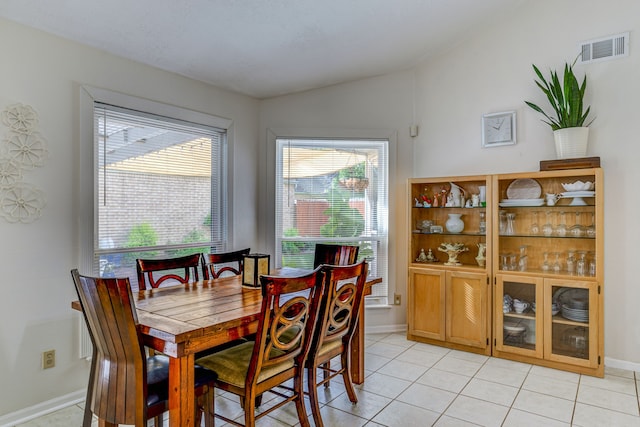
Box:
495, 275, 543, 358
545, 279, 598, 367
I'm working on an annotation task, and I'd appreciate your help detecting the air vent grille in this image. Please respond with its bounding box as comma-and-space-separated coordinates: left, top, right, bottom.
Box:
579, 32, 629, 64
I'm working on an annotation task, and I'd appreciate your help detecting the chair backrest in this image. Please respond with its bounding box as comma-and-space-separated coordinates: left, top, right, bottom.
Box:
71, 269, 148, 425
201, 248, 251, 280
313, 244, 360, 268
249, 268, 324, 387
310, 261, 368, 355
136, 253, 201, 290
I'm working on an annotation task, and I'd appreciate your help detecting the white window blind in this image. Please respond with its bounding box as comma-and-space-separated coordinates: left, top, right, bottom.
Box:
93, 103, 227, 289
275, 138, 389, 303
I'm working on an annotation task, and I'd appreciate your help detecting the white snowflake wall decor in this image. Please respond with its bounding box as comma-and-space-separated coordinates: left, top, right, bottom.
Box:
0, 103, 48, 223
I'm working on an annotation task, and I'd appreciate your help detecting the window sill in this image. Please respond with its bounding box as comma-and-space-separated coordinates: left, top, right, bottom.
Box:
365, 304, 394, 310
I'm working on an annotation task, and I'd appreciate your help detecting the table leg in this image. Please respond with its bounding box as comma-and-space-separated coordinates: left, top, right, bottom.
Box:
350, 304, 366, 384
168, 353, 196, 426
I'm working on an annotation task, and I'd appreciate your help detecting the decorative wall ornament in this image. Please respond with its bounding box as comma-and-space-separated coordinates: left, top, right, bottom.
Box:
1, 103, 39, 134
0, 102, 47, 223
2, 131, 48, 169
0, 183, 46, 223
0, 158, 22, 189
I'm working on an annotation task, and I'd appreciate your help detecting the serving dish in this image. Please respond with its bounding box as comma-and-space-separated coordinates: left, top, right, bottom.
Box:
506, 179, 542, 200
561, 181, 594, 192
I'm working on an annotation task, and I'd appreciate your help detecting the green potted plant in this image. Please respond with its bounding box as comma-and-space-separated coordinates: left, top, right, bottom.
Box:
525, 59, 594, 159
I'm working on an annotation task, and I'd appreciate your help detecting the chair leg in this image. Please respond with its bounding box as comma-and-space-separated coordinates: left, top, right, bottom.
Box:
322, 361, 330, 388
243, 391, 256, 427
83, 346, 97, 427
307, 364, 323, 427
202, 387, 215, 427
340, 351, 358, 403
82, 396, 94, 427
295, 372, 311, 427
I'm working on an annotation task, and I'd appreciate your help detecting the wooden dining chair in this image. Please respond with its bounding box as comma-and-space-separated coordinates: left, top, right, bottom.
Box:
306, 261, 368, 427
201, 248, 251, 279
312, 243, 360, 268
71, 269, 216, 427
136, 253, 201, 290
195, 268, 325, 427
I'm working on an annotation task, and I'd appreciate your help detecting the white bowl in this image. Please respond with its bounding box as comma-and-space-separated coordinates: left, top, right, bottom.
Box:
561, 181, 594, 191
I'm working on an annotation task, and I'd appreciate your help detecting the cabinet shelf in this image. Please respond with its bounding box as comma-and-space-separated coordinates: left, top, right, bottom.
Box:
498, 233, 595, 239
413, 231, 487, 237
552, 316, 590, 327
498, 269, 597, 280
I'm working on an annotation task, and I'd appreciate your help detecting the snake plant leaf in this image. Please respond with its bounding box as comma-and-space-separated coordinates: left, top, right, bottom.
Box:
525, 61, 593, 130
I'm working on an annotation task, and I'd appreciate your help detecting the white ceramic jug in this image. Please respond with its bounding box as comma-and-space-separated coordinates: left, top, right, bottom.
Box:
449, 182, 465, 207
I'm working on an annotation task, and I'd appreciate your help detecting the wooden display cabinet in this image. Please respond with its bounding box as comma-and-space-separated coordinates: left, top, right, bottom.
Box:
492, 168, 603, 377
407, 176, 492, 355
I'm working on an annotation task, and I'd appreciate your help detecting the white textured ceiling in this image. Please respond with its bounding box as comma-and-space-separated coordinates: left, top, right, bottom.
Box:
0, 0, 526, 99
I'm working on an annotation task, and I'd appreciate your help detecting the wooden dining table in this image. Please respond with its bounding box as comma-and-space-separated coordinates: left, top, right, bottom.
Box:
72, 268, 380, 426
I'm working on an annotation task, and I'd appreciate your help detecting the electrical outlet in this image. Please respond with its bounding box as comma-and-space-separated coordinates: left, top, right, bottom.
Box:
43, 350, 55, 369
394, 293, 401, 305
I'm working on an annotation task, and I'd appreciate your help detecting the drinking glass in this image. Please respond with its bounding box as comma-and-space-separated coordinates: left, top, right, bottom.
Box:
552, 252, 562, 273
555, 212, 567, 237
518, 246, 528, 271
499, 210, 507, 234
566, 251, 576, 274
500, 253, 509, 271
479, 211, 486, 234
588, 252, 596, 276
585, 213, 596, 238
541, 252, 550, 271
570, 212, 584, 237
505, 213, 516, 235
542, 211, 554, 236
530, 211, 539, 235
576, 251, 587, 276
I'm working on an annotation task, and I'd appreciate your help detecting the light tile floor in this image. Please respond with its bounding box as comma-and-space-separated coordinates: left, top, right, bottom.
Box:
14, 332, 640, 427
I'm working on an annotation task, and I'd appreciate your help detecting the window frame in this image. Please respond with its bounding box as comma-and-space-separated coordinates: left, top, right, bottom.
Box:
79, 86, 233, 277
266, 128, 394, 306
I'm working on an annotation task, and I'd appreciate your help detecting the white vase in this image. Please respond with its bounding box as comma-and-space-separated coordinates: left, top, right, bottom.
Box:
445, 213, 464, 233
553, 127, 589, 159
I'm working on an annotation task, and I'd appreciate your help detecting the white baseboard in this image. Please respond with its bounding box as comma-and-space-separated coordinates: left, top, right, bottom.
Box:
366, 324, 406, 334
604, 356, 640, 373
0, 389, 85, 427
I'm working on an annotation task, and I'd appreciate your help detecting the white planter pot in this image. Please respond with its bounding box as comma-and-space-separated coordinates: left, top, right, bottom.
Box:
553, 127, 589, 159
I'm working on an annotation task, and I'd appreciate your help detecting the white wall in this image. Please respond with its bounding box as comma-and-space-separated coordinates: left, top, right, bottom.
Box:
0, 18, 259, 416
260, 0, 640, 367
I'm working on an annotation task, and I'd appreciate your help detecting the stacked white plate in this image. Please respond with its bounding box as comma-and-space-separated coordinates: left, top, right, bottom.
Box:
503, 322, 527, 335
555, 287, 589, 322
561, 304, 589, 322
560, 191, 595, 198
499, 198, 545, 207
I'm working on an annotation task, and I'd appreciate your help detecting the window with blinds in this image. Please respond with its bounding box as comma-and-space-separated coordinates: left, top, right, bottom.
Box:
94, 103, 227, 289
275, 138, 389, 303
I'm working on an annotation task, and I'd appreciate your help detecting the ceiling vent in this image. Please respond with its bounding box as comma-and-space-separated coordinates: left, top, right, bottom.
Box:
579, 32, 629, 64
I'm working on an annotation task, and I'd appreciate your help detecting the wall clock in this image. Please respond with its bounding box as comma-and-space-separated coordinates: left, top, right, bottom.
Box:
482, 111, 516, 147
